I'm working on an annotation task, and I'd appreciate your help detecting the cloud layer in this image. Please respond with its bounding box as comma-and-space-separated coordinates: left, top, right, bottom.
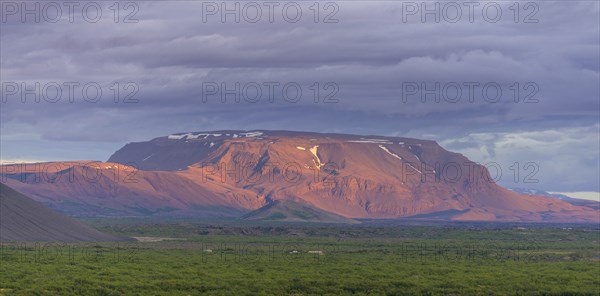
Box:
1, 1, 598, 191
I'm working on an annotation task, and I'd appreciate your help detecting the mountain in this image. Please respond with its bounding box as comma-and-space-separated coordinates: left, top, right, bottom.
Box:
242, 199, 358, 223
2, 130, 599, 223
0, 183, 130, 242
0, 161, 255, 217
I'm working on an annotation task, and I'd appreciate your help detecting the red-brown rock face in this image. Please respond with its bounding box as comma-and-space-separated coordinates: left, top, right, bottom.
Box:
2, 130, 598, 222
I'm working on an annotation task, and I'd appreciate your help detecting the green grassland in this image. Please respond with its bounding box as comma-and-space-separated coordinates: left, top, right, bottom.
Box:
1, 221, 599, 295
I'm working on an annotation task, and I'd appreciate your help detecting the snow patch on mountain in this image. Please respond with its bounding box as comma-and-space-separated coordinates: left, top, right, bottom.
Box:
241, 131, 263, 138
310, 145, 323, 170
168, 132, 261, 140
407, 163, 422, 174
348, 139, 393, 144
379, 145, 402, 160
168, 133, 223, 140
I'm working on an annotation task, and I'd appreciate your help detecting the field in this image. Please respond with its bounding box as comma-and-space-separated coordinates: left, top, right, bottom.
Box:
1, 220, 599, 295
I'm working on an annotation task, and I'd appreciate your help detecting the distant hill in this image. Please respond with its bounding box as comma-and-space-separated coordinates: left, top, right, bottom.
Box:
509, 188, 573, 200
510, 188, 600, 210
242, 199, 359, 224
0, 183, 131, 242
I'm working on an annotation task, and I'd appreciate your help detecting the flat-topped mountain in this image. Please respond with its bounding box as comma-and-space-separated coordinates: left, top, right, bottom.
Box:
2, 130, 598, 223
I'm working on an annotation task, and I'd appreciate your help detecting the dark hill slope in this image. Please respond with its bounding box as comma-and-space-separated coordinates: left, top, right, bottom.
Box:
0, 183, 131, 242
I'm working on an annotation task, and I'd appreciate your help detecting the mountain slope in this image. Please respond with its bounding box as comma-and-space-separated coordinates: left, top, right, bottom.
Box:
1, 161, 255, 217
0, 183, 130, 242
242, 199, 359, 223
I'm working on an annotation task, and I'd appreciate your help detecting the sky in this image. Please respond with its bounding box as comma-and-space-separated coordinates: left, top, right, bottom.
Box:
1, 1, 599, 193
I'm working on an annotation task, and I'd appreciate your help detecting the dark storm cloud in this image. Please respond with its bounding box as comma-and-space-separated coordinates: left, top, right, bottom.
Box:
1, 1, 598, 191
